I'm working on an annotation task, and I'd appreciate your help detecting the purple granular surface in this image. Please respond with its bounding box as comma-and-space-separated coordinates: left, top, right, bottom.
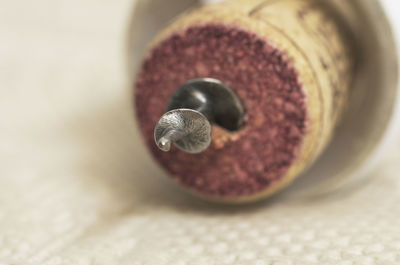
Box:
135, 24, 307, 199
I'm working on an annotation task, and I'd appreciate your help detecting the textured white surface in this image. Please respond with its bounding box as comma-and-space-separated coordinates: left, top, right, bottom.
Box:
0, 0, 400, 264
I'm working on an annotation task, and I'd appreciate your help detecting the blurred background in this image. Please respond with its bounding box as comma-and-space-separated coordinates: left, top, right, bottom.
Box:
1, 0, 400, 264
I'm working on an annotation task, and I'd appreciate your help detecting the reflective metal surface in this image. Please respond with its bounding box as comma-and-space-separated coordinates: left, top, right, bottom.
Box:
154, 78, 245, 153
154, 109, 212, 153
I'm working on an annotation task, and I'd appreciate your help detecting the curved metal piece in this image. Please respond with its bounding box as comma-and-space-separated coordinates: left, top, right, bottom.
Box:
167, 78, 245, 131
154, 78, 245, 154
154, 109, 212, 154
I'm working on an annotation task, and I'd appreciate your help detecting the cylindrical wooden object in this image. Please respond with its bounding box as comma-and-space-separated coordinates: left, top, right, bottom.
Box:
135, 0, 355, 202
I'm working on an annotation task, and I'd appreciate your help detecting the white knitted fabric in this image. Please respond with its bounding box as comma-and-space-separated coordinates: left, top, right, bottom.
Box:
1, 0, 400, 264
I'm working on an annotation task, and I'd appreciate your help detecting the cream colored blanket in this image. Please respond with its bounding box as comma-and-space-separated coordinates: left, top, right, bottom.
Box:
1, 0, 400, 264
